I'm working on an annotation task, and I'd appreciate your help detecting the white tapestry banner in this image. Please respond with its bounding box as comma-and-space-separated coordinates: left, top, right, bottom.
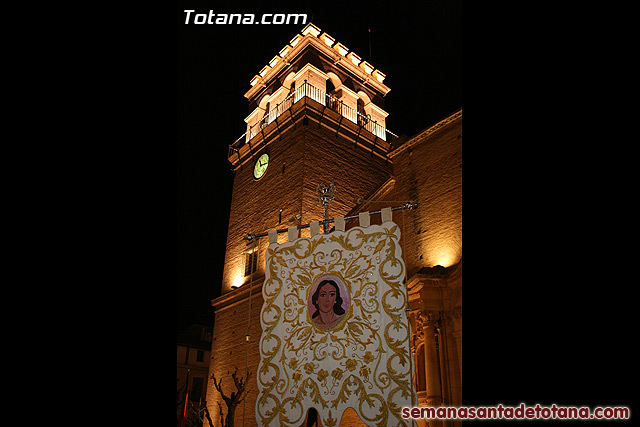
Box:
256, 221, 415, 427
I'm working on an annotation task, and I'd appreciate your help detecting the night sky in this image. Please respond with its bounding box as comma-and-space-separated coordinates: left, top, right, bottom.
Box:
176, 1, 462, 330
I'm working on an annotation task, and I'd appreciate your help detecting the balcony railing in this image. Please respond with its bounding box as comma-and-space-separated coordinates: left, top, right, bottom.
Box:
229, 81, 398, 156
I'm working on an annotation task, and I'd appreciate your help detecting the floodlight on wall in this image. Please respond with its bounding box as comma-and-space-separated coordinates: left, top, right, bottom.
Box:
232, 274, 244, 289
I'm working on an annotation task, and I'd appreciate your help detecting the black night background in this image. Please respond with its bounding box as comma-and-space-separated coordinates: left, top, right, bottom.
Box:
175, 0, 632, 414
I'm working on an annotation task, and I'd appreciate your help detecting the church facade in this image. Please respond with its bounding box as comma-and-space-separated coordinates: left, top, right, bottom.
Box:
207, 23, 461, 427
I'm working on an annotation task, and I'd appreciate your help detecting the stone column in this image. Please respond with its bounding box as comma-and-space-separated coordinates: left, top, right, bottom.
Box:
451, 305, 462, 384
418, 310, 442, 408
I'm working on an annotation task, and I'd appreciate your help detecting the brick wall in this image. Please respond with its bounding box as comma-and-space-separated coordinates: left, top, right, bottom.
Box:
211, 119, 394, 427
211, 112, 462, 427
221, 126, 305, 293
389, 116, 462, 277
221, 121, 393, 293
207, 290, 264, 427
299, 123, 393, 229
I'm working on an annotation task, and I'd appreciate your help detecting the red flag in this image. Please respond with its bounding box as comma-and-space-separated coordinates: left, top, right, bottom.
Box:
181, 370, 190, 427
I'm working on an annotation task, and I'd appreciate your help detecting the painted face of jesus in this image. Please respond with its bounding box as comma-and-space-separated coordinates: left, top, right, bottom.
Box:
317, 283, 337, 313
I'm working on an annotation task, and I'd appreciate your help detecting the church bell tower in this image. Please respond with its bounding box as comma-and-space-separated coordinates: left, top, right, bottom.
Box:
208, 22, 463, 427
222, 22, 398, 294
209, 22, 402, 427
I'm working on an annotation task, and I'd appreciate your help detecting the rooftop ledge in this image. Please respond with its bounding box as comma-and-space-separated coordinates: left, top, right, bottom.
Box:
228, 81, 398, 169
246, 22, 389, 100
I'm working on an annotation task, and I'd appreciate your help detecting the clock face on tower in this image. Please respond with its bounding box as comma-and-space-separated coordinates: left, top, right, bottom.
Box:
253, 153, 269, 180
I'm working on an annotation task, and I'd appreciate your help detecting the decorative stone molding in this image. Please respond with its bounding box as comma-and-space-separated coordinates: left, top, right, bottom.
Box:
417, 310, 440, 329
452, 305, 462, 320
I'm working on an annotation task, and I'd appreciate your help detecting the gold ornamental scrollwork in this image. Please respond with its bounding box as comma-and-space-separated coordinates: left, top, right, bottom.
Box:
256, 222, 416, 427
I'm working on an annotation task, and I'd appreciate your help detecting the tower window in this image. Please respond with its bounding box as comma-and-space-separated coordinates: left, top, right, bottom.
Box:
245, 250, 258, 276
326, 79, 340, 114
357, 98, 369, 126
326, 79, 336, 94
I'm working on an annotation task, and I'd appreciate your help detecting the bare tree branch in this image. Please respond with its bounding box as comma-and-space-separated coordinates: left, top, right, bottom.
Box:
209, 368, 251, 427
203, 404, 214, 427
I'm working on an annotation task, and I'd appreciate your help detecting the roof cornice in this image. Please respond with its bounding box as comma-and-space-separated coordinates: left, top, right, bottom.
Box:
244, 24, 390, 101
388, 109, 462, 158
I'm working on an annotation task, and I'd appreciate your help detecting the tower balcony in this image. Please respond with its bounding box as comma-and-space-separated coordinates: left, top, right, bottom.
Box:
227, 81, 398, 169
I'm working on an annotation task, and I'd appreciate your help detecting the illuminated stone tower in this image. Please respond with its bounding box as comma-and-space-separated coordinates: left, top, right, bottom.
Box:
209, 22, 399, 427
221, 23, 396, 295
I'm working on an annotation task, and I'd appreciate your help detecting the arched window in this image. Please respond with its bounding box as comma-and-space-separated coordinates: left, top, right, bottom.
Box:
260, 101, 271, 129
325, 79, 339, 113
326, 79, 336, 94
357, 98, 369, 126
283, 71, 296, 94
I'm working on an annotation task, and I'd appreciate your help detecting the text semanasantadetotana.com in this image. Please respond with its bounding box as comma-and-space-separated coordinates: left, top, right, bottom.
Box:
401, 404, 630, 420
